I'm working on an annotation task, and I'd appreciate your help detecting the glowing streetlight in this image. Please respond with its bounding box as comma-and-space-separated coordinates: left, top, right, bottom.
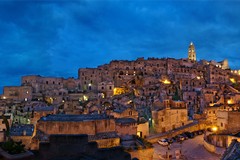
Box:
212, 126, 218, 132
230, 78, 236, 83
227, 99, 233, 104
162, 79, 171, 84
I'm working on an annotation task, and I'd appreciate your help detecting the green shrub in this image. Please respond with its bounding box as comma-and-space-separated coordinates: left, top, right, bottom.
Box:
1, 139, 25, 154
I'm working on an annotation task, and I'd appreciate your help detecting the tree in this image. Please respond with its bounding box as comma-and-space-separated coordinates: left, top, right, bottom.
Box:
1, 114, 10, 138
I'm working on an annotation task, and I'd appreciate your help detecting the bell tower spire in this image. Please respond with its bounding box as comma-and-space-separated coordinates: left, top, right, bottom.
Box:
188, 42, 196, 61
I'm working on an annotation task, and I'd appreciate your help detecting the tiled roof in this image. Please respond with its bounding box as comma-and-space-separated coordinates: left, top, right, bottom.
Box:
88, 132, 119, 141
39, 114, 113, 122
221, 139, 240, 160
10, 124, 34, 136
24, 105, 54, 112
115, 118, 136, 124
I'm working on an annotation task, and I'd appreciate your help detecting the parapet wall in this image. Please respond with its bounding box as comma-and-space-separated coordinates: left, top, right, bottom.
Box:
129, 148, 154, 160
203, 139, 216, 153
38, 134, 131, 160
147, 121, 205, 143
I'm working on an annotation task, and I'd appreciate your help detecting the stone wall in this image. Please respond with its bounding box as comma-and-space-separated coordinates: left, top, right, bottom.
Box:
203, 139, 216, 153
137, 121, 149, 138
203, 138, 225, 156
37, 134, 131, 160
206, 134, 240, 148
228, 112, 240, 133
152, 107, 190, 133
11, 136, 32, 149
146, 121, 205, 143
92, 137, 120, 148
129, 148, 154, 160
37, 119, 116, 135
3, 86, 32, 101
116, 123, 137, 136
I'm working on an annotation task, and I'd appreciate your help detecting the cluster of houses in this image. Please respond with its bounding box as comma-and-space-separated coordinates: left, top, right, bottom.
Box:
0, 42, 240, 159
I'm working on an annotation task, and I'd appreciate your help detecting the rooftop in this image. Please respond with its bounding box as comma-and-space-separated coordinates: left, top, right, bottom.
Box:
24, 105, 54, 112
10, 124, 34, 136
88, 132, 119, 141
221, 139, 240, 160
115, 118, 136, 124
39, 114, 113, 122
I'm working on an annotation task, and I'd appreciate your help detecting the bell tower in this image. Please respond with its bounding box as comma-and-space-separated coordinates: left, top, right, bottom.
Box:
188, 42, 196, 61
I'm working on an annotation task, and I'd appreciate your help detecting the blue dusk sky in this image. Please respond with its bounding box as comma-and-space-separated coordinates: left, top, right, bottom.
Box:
0, 0, 240, 93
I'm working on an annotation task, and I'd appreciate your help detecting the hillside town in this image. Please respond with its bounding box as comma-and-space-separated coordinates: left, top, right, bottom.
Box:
0, 42, 240, 160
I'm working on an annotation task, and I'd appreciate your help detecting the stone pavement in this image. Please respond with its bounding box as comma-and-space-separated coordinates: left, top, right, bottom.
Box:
153, 134, 222, 160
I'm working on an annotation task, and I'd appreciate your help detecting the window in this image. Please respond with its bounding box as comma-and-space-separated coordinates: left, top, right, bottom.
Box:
119, 71, 124, 75
109, 86, 112, 90
59, 125, 64, 132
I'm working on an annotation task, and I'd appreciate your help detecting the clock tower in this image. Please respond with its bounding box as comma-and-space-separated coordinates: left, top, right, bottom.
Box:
188, 42, 196, 61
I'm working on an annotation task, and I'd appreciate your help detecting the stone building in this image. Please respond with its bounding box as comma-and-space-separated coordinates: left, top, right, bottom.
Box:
217, 110, 240, 133
28, 106, 55, 125
88, 132, 120, 148
63, 77, 81, 91
206, 64, 230, 84
10, 124, 34, 149
200, 59, 229, 70
98, 81, 114, 98
21, 75, 80, 104
32, 114, 120, 150
188, 42, 196, 61
115, 118, 137, 136
137, 119, 149, 138
204, 105, 221, 126
21, 75, 64, 94
37, 114, 116, 135
3, 86, 32, 101
152, 100, 190, 133
37, 134, 131, 160
110, 107, 138, 121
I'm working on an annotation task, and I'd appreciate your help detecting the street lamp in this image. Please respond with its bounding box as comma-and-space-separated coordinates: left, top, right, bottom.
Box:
212, 126, 218, 132
212, 126, 218, 146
